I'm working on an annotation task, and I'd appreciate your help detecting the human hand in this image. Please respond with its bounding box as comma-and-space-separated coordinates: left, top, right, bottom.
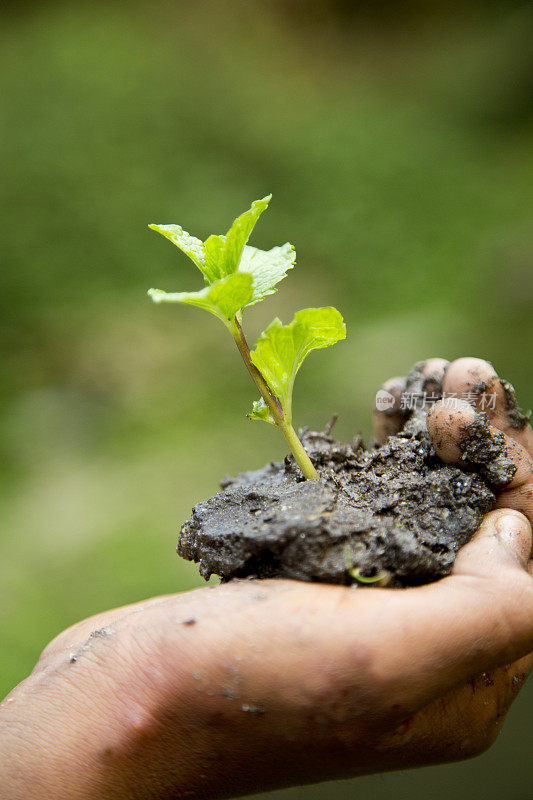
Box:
374, 356, 532, 526
1, 358, 532, 800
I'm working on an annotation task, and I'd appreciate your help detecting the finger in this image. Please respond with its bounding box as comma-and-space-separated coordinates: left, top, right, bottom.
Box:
405, 357, 449, 397
442, 357, 533, 455
373, 376, 407, 444
427, 399, 533, 524
452, 508, 532, 576
372, 359, 449, 444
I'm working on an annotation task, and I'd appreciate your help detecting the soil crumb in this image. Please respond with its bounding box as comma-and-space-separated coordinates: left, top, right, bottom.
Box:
178, 366, 515, 587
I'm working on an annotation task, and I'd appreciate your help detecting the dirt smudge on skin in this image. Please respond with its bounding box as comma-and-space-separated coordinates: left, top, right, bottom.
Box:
499, 379, 531, 430
459, 413, 516, 487
470, 672, 496, 694
89, 626, 115, 639
241, 703, 266, 715
68, 625, 116, 664
221, 687, 239, 699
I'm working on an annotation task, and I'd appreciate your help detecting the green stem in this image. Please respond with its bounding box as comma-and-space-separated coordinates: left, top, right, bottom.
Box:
232, 320, 283, 419
278, 420, 318, 480
231, 320, 318, 480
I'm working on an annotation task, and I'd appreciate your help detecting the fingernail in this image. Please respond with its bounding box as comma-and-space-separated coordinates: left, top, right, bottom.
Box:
495, 511, 532, 567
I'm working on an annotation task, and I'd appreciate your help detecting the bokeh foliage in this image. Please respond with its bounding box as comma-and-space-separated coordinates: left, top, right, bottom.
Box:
1, 2, 532, 798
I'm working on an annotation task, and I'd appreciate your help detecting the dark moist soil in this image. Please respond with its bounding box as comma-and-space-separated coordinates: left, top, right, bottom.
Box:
178, 363, 521, 587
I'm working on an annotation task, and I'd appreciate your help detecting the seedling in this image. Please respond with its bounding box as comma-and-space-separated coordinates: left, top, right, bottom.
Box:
148, 195, 346, 479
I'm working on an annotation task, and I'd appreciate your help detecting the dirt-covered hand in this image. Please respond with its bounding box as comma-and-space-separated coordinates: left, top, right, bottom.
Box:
1, 524, 533, 796
2, 356, 532, 800
373, 356, 533, 529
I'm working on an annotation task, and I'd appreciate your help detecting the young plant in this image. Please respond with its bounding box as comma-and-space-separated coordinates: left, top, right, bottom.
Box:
148, 195, 345, 479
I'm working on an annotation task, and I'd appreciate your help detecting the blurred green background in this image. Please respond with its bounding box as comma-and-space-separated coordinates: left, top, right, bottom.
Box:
1, 1, 532, 797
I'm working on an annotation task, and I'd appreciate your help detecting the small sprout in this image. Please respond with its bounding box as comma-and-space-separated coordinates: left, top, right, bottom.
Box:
348, 567, 390, 587
247, 398, 275, 425
148, 195, 346, 479
344, 545, 389, 587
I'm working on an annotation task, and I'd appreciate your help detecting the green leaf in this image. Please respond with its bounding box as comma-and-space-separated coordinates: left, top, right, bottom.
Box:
149, 196, 296, 319
250, 307, 346, 418
148, 272, 254, 325
148, 224, 206, 274
239, 243, 295, 304
202, 195, 271, 283
247, 398, 275, 425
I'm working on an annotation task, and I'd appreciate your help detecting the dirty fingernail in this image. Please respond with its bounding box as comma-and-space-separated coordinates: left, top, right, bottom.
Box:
495, 511, 532, 567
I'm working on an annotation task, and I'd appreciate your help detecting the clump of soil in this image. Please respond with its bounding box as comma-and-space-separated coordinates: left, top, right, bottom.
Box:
178, 364, 517, 587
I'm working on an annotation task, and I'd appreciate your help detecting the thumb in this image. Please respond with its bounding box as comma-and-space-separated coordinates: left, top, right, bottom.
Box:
452, 508, 532, 580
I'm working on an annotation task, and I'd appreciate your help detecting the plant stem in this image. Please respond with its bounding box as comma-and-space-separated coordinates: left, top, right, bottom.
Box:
231, 320, 318, 480
232, 320, 283, 419
278, 419, 319, 480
